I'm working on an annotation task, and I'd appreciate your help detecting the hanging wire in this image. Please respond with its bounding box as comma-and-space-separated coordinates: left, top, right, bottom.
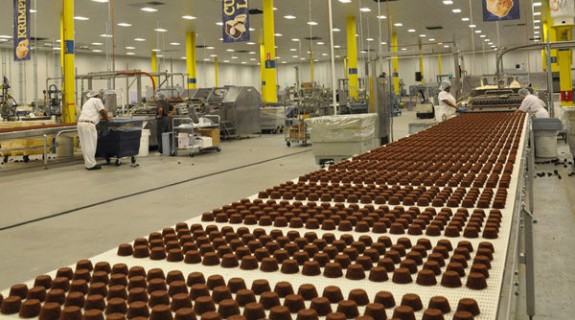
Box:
308, 0, 313, 83
33, 0, 38, 104
358, 0, 365, 79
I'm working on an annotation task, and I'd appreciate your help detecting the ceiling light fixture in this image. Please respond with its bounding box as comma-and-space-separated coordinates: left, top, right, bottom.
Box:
333, 28, 341, 32
469, 24, 477, 28
462, 17, 470, 21
377, 15, 387, 19
307, 21, 318, 26
182, 15, 196, 20
360, 7, 371, 12
155, 28, 167, 32
100, 34, 112, 38
74, 16, 90, 21
366, 38, 374, 41
452, 9, 462, 13
134, 38, 146, 42
408, 29, 416, 32
394, 23, 403, 27
126, 52, 135, 55
443, 0, 453, 4
140, 7, 157, 12
216, 22, 223, 26
152, 49, 161, 52
170, 42, 180, 46
91, 0, 108, 2
92, 42, 103, 46
338, 0, 351, 3
284, 15, 296, 19
125, 46, 135, 49
317, 42, 325, 45
118, 22, 132, 27
275, 33, 283, 37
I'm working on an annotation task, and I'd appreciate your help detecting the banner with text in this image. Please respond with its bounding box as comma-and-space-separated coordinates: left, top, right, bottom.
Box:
14, 0, 31, 61
222, 0, 250, 43
483, 0, 520, 21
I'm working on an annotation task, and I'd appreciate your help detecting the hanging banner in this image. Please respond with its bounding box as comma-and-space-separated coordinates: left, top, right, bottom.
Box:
222, 0, 250, 43
13, 0, 31, 61
483, 0, 521, 21
550, 0, 575, 26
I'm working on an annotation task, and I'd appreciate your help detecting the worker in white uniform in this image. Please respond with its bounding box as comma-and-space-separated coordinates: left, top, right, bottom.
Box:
437, 80, 458, 122
77, 90, 111, 170
515, 88, 549, 118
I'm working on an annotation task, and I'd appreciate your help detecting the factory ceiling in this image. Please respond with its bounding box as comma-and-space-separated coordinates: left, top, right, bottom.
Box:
0, 0, 544, 66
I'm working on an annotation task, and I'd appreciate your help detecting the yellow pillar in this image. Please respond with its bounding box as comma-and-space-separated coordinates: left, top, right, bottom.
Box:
346, 16, 359, 100
391, 32, 400, 96
260, 44, 265, 93
186, 32, 197, 89
214, 57, 219, 87
438, 51, 443, 76
62, 0, 76, 124
261, 0, 277, 103
556, 26, 573, 106
59, 14, 64, 71
419, 40, 425, 85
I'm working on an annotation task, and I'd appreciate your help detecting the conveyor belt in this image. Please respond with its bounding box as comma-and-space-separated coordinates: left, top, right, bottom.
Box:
0, 113, 529, 320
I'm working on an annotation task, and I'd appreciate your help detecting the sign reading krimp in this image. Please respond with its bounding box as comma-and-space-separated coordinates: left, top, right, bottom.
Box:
14, 0, 31, 61
222, 0, 250, 43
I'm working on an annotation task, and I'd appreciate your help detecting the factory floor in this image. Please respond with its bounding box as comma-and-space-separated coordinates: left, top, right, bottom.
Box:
0, 110, 573, 320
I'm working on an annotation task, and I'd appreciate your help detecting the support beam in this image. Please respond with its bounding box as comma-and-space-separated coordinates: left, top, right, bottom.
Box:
151, 51, 158, 90
214, 57, 219, 87
186, 32, 197, 89
62, 0, 76, 124
261, 0, 277, 103
438, 51, 443, 76
556, 26, 573, 106
391, 32, 400, 96
346, 16, 359, 100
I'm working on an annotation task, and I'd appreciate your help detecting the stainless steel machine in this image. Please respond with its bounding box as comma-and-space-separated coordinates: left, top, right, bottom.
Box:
467, 87, 526, 112
185, 86, 261, 137
373, 75, 393, 145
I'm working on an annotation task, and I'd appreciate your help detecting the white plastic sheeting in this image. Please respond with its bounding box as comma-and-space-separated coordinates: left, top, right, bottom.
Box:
305, 113, 378, 143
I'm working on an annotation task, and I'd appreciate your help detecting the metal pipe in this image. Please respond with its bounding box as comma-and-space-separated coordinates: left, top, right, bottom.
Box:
496, 40, 575, 77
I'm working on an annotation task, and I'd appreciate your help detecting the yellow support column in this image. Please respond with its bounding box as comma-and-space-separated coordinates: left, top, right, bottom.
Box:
62, 0, 76, 123
419, 39, 425, 85
391, 32, 400, 96
346, 16, 359, 100
556, 26, 573, 106
151, 51, 158, 89
261, 0, 277, 103
438, 51, 443, 76
260, 44, 265, 93
186, 32, 197, 89
59, 14, 64, 71
214, 57, 219, 87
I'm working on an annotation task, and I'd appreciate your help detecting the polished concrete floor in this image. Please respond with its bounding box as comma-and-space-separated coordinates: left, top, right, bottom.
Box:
0, 110, 573, 319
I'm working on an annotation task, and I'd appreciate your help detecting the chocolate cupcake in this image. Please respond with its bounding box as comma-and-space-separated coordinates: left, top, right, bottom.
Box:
364, 303, 386, 320
374, 291, 395, 308
466, 272, 488, 290
243, 302, 266, 320
284, 294, 305, 313
348, 289, 369, 306
368, 266, 389, 282
392, 268, 413, 284
39, 302, 61, 319
391, 305, 415, 320
19, 298, 41, 318
440, 271, 462, 288
345, 264, 366, 280
335, 300, 359, 319
269, 305, 291, 320
400, 294, 423, 311
235, 289, 256, 307
60, 305, 82, 320
428, 296, 451, 314
127, 301, 150, 318
421, 308, 444, 320
321, 286, 343, 304
218, 299, 240, 318
150, 304, 173, 320
456, 298, 480, 316
416, 269, 437, 286
251, 279, 271, 295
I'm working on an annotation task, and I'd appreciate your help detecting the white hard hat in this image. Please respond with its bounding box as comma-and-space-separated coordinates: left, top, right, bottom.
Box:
518, 88, 530, 97
155, 92, 166, 100
439, 80, 452, 90
86, 90, 100, 98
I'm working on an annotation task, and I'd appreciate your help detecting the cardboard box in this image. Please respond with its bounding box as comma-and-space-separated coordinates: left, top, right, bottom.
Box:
195, 128, 220, 146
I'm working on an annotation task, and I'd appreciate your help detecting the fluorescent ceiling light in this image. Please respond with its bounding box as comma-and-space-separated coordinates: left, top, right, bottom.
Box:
125, 46, 135, 49
206, 46, 215, 50
322, 53, 328, 56
333, 28, 341, 32
157, 55, 164, 58
336, 55, 341, 58
249, 28, 255, 31
226, 49, 235, 52
394, 23, 403, 27
204, 58, 210, 61
53, 47, 61, 50
290, 48, 297, 51
469, 24, 476, 28
307, 21, 318, 26
338, 0, 351, 3
452, 9, 462, 13
533, 19, 541, 23
170, 42, 180, 46
232, 56, 238, 59
216, 22, 223, 26
377, 15, 387, 19
360, 7, 371, 12
334, 45, 341, 48
100, 34, 112, 38
249, 51, 256, 54
480, 35, 486, 38
443, 0, 453, 4
534, 26, 540, 29
408, 29, 416, 32
182, 15, 196, 20
0, 35, 12, 39
419, 34, 427, 38
300, 58, 306, 60
462, 17, 470, 21
291, 38, 300, 42
0, 39, 8, 42
246, 42, 256, 45
401, 48, 407, 51
317, 42, 325, 45
181, 57, 187, 60
366, 38, 374, 41
118, 22, 132, 27
210, 54, 218, 57
74, 16, 89, 21
533, 2, 542, 6
91, 0, 108, 2
134, 38, 146, 42
533, 12, 541, 16
155, 28, 167, 32
475, 30, 482, 33
92, 49, 102, 53
92, 42, 103, 46
241, 62, 247, 64
223, 60, 229, 63
152, 49, 161, 52
141, 7, 157, 12
250, 58, 256, 61
444, 45, 450, 48
30, 9, 37, 13
275, 33, 283, 37
381, 42, 387, 45
284, 15, 296, 19
429, 38, 436, 41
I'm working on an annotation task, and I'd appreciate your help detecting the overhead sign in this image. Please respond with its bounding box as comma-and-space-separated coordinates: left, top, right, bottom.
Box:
483, 0, 521, 21
222, 0, 250, 43
14, 0, 31, 61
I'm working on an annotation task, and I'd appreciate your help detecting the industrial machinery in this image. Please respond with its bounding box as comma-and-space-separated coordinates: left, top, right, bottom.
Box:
373, 75, 393, 145
43, 84, 62, 117
467, 87, 527, 112
185, 86, 261, 138
0, 77, 18, 120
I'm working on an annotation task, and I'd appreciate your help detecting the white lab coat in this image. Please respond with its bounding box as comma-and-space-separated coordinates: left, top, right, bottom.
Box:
519, 94, 549, 118
437, 90, 457, 122
77, 97, 105, 169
